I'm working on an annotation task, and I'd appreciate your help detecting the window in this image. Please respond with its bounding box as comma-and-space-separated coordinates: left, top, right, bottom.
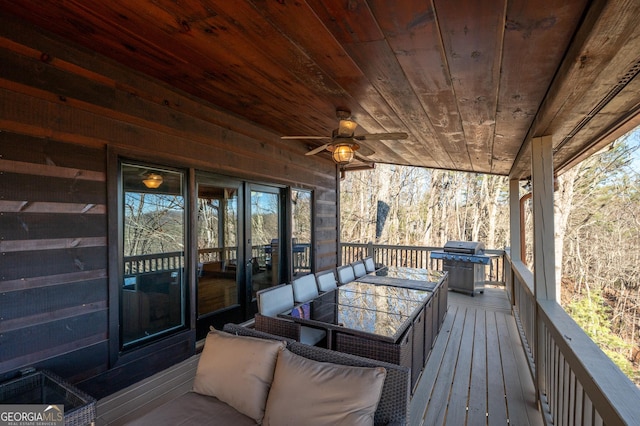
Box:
291, 189, 312, 276
120, 163, 186, 349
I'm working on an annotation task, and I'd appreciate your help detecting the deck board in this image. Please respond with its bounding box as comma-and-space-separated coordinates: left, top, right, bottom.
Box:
410, 286, 543, 426
486, 311, 509, 425
446, 308, 475, 426
409, 303, 453, 424
423, 305, 465, 425
467, 310, 487, 426
498, 310, 541, 425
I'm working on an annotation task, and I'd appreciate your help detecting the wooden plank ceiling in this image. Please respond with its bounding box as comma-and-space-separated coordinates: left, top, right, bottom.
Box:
1, 0, 640, 178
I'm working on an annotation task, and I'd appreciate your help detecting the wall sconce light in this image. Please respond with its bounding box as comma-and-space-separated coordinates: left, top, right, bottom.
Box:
142, 172, 163, 189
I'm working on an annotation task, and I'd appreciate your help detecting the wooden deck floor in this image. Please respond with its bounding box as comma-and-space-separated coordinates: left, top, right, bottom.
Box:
409, 286, 543, 426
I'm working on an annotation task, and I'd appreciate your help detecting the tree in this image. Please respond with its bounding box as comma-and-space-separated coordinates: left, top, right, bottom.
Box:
340, 130, 640, 384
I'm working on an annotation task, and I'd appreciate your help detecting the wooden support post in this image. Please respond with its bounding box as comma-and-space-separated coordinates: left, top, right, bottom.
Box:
508, 178, 521, 305
509, 178, 522, 265
531, 135, 557, 302
531, 135, 556, 409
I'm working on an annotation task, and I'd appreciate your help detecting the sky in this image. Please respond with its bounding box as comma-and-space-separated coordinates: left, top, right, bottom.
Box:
625, 127, 640, 174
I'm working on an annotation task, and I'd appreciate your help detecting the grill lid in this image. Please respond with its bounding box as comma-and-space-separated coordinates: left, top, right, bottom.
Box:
443, 240, 485, 254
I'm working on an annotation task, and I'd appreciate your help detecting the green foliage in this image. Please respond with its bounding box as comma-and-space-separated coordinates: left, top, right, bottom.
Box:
565, 290, 635, 378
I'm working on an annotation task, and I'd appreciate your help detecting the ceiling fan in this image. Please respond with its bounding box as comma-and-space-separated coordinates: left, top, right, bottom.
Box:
281, 109, 408, 165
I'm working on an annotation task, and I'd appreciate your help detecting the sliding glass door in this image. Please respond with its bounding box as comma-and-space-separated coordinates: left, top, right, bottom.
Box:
195, 178, 243, 336
248, 186, 282, 299
195, 180, 284, 334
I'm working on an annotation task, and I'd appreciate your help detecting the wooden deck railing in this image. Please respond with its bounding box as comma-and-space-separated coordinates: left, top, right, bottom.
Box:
510, 259, 536, 377
506, 255, 640, 426
198, 247, 237, 264
126, 244, 312, 277
340, 241, 506, 285
124, 251, 184, 275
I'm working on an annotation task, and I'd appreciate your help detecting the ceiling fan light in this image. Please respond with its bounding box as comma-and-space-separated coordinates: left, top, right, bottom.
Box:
332, 143, 355, 165
142, 172, 163, 189
338, 119, 358, 137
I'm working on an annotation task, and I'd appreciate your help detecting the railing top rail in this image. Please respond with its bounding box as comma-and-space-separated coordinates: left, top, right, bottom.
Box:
124, 251, 184, 261
340, 242, 369, 247
341, 242, 507, 256
198, 247, 234, 252
484, 248, 507, 256
510, 258, 534, 296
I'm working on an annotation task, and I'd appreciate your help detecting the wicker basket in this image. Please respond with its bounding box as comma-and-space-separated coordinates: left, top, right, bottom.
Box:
0, 370, 96, 426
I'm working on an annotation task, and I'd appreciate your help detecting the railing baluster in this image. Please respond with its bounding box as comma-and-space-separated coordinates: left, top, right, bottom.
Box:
124, 251, 185, 276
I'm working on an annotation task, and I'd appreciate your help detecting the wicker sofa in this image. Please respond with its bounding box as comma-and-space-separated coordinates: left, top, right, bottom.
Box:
123, 324, 410, 426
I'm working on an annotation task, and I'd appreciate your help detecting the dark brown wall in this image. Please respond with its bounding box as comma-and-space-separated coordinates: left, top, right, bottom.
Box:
0, 17, 338, 397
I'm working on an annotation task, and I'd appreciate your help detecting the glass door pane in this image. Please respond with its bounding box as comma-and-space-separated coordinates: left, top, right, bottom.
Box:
121, 163, 185, 349
197, 185, 239, 317
250, 189, 281, 298
291, 189, 312, 277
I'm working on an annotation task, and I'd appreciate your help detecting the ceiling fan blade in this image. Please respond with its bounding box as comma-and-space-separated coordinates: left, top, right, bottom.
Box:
306, 143, 330, 156
356, 144, 375, 157
354, 150, 374, 161
355, 132, 408, 140
281, 136, 331, 140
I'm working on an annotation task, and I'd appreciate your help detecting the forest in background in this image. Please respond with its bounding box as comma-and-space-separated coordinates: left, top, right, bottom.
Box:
340, 130, 640, 384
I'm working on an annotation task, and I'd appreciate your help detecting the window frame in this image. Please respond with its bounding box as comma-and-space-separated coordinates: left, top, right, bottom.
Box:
109, 156, 191, 362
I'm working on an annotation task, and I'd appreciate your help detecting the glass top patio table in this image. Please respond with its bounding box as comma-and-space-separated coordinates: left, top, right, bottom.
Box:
338, 281, 431, 304
279, 281, 431, 342
357, 266, 447, 291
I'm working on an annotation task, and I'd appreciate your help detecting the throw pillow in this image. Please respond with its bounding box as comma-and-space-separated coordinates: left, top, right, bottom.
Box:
193, 329, 286, 423
263, 348, 387, 426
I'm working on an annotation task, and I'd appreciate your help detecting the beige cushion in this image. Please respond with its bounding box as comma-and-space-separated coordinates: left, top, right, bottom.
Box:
263, 348, 387, 426
124, 391, 256, 426
193, 330, 286, 423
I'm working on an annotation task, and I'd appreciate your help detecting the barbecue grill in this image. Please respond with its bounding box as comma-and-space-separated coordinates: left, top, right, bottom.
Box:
430, 241, 490, 296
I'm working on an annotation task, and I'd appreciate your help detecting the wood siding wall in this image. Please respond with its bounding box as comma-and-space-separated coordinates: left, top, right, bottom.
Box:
0, 135, 109, 383
0, 17, 338, 397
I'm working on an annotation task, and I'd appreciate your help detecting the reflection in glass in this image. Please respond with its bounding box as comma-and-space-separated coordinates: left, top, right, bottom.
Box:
250, 190, 280, 297
336, 306, 409, 338
291, 189, 312, 276
336, 282, 428, 336
121, 163, 185, 348
197, 185, 238, 317
281, 282, 432, 341
375, 266, 446, 282
339, 282, 431, 303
